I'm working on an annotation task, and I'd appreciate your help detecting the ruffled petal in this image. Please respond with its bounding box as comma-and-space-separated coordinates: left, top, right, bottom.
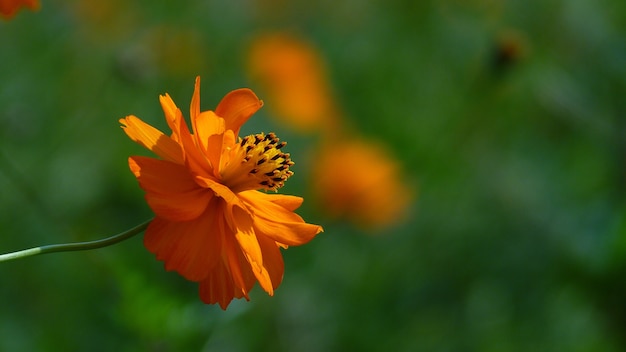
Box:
256, 232, 284, 291
239, 191, 323, 246
143, 203, 222, 282
189, 77, 228, 169
222, 214, 257, 298
216, 129, 237, 176
245, 191, 304, 212
230, 205, 274, 294
159, 93, 183, 144
129, 156, 214, 221
195, 175, 246, 210
198, 259, 256, 310
172, 104, 216, 179
190, 76, 201, 128
195, 111, 226, 176
215, 88, 263, 136
198, 259, 238, 309
120, 116, 184, 164
198, 214, 256, 309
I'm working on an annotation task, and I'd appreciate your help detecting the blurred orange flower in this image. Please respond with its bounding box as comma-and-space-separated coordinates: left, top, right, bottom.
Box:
247, 32, 340, 132
120, 77, 322, 309
0, 0, 39, 19
312, 139, 414, 230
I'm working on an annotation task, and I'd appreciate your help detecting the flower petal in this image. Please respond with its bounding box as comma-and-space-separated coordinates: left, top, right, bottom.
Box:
159, 93, 183, 144
195, 175, 245, 209
144, 205, 222, 282
195, 111, 226, 175
247, 191, 304, 212
222, 215, 257, 298
215, 88, 263, 136
230, 205, 275, 294
129, 156, 214, 221
120, 116, 184, 164
189, 76, 227, 169
172, 104, 216, 179
190, 76, 201, 128
198, 257, 255, 310
198, 259, 238, 309
239, 191, 323, 246
198, 215, 256, 309
256, 232, 284, 291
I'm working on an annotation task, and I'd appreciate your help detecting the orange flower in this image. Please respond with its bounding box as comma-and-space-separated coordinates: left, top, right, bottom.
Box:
0, 0, 39, 19
120, 77, 322, 309
247, 32, 340, 132
312, 139, 414, 230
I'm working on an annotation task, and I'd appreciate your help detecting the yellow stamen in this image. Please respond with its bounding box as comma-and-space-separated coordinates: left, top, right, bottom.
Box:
221, 132, 294, 192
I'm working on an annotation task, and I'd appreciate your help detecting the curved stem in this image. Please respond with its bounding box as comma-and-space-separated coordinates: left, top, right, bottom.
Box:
0, 218, 153, 263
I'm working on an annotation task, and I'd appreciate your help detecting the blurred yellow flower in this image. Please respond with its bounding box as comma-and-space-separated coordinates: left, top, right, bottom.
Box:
312, 138, 414, 230
120, 77, 322, 309
0, 0, 38, 19
247, 32, 340, 132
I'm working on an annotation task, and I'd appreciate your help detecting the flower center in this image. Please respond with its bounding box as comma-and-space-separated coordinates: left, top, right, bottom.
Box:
221, 132, 294, 192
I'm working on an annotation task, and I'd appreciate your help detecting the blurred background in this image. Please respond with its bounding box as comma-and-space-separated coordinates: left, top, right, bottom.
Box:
1, 0, 625, 350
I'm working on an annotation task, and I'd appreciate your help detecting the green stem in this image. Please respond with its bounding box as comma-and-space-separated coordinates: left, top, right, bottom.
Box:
0, 218, 153, 263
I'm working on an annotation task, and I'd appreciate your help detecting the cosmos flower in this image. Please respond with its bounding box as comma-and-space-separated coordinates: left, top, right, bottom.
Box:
120, 77, 322, 309
247, 32, 340, 132
0, 0, 38, 19
312, 138, 414, 230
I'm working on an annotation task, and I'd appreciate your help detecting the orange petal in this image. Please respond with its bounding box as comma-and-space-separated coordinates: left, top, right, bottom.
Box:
190, 76, 201, 128
239, 191, 323, 246
198, 216, 256, 309
144, 209, 222, 282
215, 88, 263, 136
129, 156, 214, 221
222, 215, 257, 298
230, 205, 274, 294
189, 78, 227, 167
198, 256, 255, 309
216, 129, 237, 175
194, 111, 226, 174
243, 191, 304, 212
120, 116, 184, 164
172, 106, 216, 179
159, 93, 183, 144
195, 175, 245, 209
256, 232, 285, 291
198, 259, 238, 309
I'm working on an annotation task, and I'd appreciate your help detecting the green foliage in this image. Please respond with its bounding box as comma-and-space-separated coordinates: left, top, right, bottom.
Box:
1, 0, 625, 350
